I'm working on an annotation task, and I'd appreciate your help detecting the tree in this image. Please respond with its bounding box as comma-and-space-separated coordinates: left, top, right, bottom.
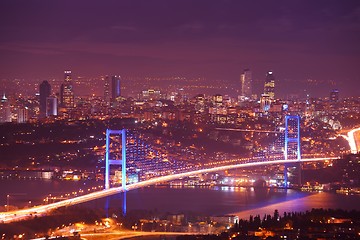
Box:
274, 209, 279, 221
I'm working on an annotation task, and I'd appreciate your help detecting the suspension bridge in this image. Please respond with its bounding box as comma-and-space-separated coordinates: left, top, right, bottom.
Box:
0, 116, 350, 223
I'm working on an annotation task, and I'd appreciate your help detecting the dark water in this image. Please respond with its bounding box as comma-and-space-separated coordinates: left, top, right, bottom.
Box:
1, 180, 360, 218
0, 179, 103, 208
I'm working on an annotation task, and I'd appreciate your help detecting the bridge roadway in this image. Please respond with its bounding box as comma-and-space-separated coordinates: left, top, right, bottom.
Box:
0, 157, 339, 223
215, 128, 280, 133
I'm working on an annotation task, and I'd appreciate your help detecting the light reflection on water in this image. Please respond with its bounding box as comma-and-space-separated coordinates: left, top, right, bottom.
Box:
234, 192, 360, 219
99, 186, 360, 217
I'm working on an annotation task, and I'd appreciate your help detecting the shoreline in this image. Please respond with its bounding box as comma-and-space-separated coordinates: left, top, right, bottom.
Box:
231, 191, 360, 220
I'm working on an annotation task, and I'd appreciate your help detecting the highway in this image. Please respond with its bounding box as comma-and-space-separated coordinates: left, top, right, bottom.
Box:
80, 231, 201, 240
0, 157, 339, 223
347, 127, 360, 153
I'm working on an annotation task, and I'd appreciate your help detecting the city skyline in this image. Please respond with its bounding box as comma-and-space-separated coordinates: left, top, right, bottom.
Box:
0, 1, 359, 97
1, 2, 360, 236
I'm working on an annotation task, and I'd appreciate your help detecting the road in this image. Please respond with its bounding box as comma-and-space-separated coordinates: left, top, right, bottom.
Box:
0, 157, 339, 224
353, 129, 360, 153
46, 220, 202, 240
345, 127, 360, 153
80, 231, 201, 240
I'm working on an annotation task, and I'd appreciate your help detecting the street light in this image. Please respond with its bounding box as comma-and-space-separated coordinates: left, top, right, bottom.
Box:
6, 195, 9, 212
132, 224, 137, 231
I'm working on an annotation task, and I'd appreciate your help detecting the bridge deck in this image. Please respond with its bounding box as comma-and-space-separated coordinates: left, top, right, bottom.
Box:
0, 157, 339, 223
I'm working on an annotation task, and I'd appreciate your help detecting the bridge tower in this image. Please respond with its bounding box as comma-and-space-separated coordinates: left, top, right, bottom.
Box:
105, 129, 126, 190
284, 115, 301, 187
105, 129, 127, 215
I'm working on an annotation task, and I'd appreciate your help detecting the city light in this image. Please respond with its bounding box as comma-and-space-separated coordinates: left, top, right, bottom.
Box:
0, 1, 359, 238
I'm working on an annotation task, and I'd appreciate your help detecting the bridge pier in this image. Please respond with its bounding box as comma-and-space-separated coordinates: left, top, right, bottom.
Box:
298, 161, 302, 186
122, 191, 127, 216
283, 162, 302, 188
284, 164, 288, 188
105, 196, 109, 218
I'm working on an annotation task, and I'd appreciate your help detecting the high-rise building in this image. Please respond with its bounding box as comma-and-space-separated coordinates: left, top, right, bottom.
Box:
103, 75, 110, 104
264, 71, 275, 101
212, 94, 223, 107
240, 69, 252, 100
0, 93, 11, 123
39, 80, 51, 117
194, 94, 205, 113
330, 89, 339, 103
17, 107, 29, 123
46, 96, 58, 116
260, 94, 271, 113
111, 75, 121, 104
141, 89, 161, 101
60, 70, 74, 108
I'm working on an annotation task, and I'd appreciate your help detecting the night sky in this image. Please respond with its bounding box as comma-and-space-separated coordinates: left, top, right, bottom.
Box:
0, 0, 359, 96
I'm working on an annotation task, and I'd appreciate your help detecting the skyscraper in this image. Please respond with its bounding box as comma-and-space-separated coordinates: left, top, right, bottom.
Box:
17, 107, 29, 123
330, 89, 339, 103
260, 94, 271, 113
0, 93, 11, 123
264, 71, 275, 101
60, 70, 75, 108
39, 80, 51, 117
103, 75, 110, 104
111, 75, 121, 104
46, 96, 58, 116
240, 69, 252, 100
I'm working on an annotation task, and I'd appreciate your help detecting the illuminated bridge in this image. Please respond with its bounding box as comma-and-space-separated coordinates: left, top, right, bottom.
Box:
215, 127, 280, 133
0, 156, 339, 223
1, 116, 356, 223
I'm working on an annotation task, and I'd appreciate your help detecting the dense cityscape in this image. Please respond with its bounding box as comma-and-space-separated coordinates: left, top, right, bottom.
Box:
1, 1, 360, 240
1, 68, 359, 239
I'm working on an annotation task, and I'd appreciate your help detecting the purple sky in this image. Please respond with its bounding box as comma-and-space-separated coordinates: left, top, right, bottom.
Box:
0, 0, 359, 96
